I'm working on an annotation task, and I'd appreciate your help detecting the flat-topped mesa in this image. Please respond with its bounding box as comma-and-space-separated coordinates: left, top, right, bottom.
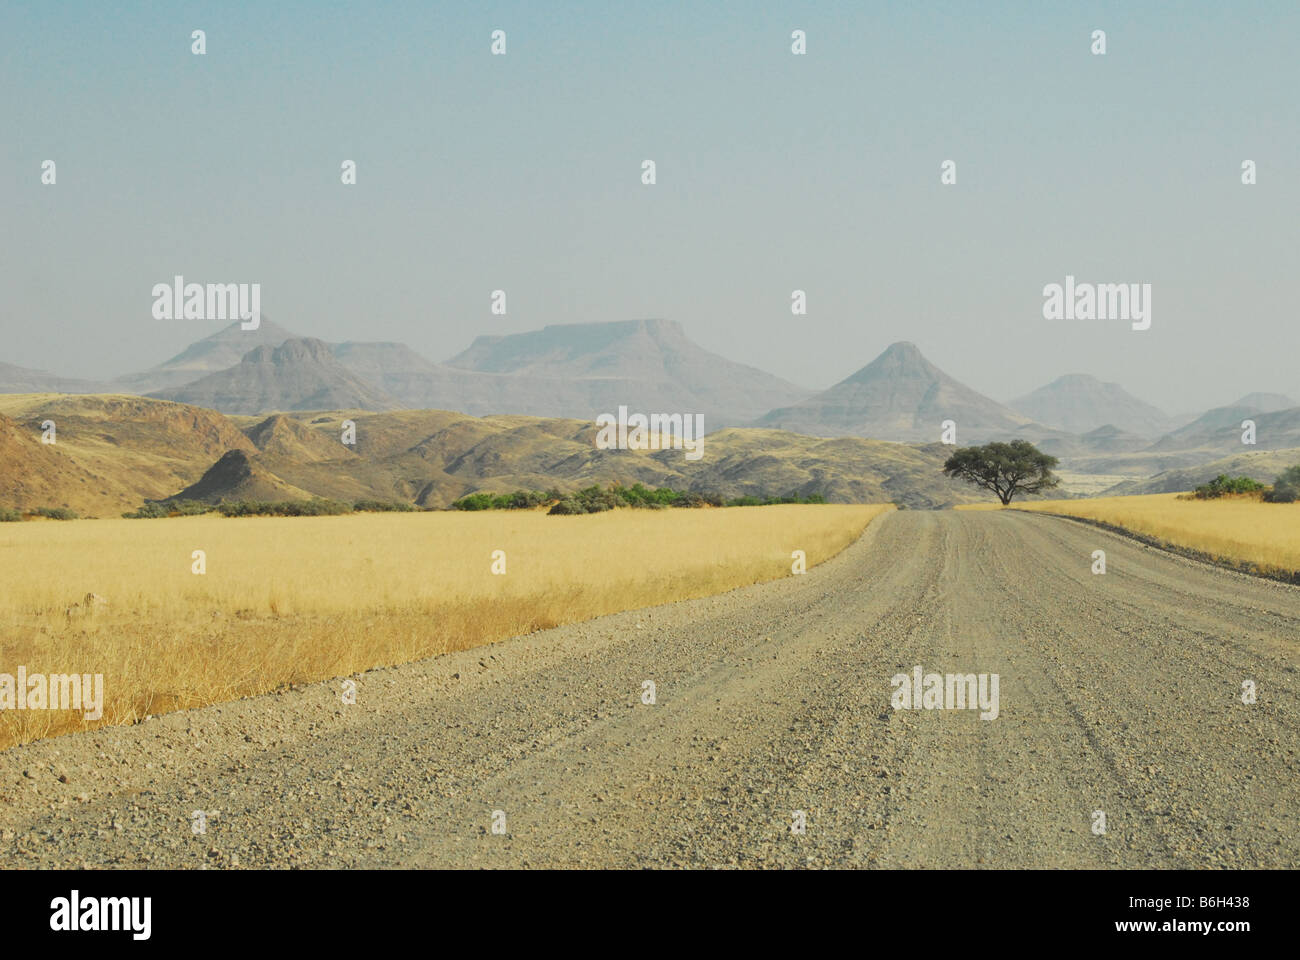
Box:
447, 318, 689, 373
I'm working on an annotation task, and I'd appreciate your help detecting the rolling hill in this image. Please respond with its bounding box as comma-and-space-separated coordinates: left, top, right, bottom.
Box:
0, 363, 112, 395
217, 412, 984, 511
0, 394, 258, 515
0, 411, 108, 511
1101, 447, 1300, 496
1036, 424, 1153, 459
0, 394, 983, 515
1147, 404, 1300, 454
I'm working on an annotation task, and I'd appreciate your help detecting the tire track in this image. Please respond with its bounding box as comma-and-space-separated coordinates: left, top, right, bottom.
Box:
1, 509, 1296, 869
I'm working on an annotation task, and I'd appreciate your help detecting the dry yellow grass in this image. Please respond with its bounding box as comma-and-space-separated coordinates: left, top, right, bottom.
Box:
0, 504, 889, 749
987, 493, 1300, 575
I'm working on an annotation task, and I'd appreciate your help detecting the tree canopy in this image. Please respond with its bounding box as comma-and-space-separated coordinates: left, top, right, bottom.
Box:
942, 440, 1060, 505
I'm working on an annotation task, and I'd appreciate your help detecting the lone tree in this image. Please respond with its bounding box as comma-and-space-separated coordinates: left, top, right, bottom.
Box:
943, 440, 1060, 505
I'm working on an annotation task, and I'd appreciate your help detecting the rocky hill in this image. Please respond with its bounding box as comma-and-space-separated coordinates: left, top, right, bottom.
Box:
0, 394, 982, 515
758, 341, 1036, 443
149, 338, 403, 414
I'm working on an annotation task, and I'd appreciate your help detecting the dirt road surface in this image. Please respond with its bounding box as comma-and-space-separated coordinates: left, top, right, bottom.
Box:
3, 510, 1297, 868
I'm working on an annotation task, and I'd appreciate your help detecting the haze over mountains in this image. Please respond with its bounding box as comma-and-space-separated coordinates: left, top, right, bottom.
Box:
3, 317, 1298, 505
1010, 374, 1175, 437
113, 318, 301, 393
1149, 404, 1300, 455
17, 317, 807, 427
150, 338, 404, 414
0, 363, 111, 395
444, 319, 810, 424
758, 341, 1037, 442
1234, 392, 1298, 414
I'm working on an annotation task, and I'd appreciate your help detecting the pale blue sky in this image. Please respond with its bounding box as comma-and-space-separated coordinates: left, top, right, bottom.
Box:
2, 0, 1296, 411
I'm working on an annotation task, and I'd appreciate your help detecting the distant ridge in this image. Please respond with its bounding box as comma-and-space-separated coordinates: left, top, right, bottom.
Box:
1037, 423, 1152, 459
102, 318, 810, 427
149, 337, 403, 414
0, 362, 112, 395
113, 318, 298, 394
1102, 447, 1300, 496
1149, 404, 1300, 454
1232, 392, 1297, 414
757, 341, 1035, 442
442, 318, 811, 425
1011, 373, 1172, 438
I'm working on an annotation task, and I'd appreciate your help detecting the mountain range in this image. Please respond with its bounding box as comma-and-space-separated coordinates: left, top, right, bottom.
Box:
112, 318, 302, 393
0, 394, 981, 515
107, 317, 807, 427
3, 318, 1298, 503
149, 337, 405, 414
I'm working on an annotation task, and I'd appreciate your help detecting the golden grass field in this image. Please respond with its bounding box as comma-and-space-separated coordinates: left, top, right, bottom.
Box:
963, 493, 1300, 576
0, 504, 889, 750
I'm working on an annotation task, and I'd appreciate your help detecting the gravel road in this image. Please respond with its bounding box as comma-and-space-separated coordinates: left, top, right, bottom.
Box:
3, 510, 1297, 868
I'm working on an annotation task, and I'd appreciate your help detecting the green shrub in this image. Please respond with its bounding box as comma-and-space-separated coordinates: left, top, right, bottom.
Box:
726, 492, 826, 507
0, 506, 21, 522
34, 506, 78, 520
127, 498, 415, 518
453, 490, 550, 511
217, 499, 353, 517
1193, 474, 1265, 499
547, 498, 588, 515
1265, 465, 1300, 503
461, 484, 822, 513
353, 499, 417, 512
179, 500, 215, 516
496, 490, 549, 509
123, 499, 215, 519
451, 493, 495, 511
566, 485, 620, 513
612, 483, 692, 507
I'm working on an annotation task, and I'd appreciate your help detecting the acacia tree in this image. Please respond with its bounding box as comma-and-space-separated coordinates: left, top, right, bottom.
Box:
942, 440, 1060, 505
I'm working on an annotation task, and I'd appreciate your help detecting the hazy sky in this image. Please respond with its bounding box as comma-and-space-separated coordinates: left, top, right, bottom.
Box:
2, 0, 1296, 412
